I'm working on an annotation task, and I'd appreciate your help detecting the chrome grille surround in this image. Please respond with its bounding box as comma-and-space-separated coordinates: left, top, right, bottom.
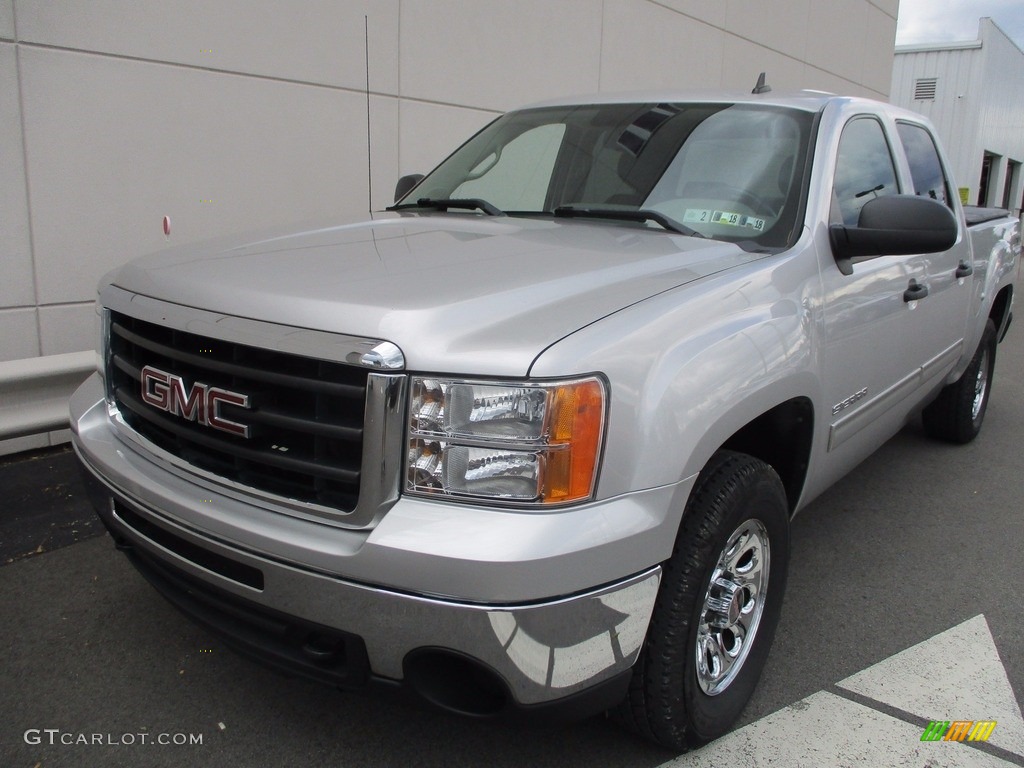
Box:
100, 285, 405, 529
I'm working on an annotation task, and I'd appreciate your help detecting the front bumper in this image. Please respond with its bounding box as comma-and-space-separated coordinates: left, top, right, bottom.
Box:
71, 375, 672, 714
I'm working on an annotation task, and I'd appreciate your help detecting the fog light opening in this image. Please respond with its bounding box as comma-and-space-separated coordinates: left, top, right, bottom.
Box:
404, 649, 510, 717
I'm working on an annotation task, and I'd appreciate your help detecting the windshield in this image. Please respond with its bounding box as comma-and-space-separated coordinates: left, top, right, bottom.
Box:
399, 102, 815, 249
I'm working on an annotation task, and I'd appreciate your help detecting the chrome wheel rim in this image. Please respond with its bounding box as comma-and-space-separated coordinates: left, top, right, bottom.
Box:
695, 519, 770, 696
972, 348, 990, 421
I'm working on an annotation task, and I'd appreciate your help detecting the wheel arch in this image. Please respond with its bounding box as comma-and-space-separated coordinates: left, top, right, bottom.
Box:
718, 397, 814, 514
989, 284, 1013, 342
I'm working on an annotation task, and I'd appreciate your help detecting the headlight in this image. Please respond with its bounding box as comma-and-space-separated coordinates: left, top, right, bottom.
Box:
406, 376, 606, 505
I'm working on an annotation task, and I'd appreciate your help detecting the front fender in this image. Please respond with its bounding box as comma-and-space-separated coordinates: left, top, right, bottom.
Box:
530, 250, 821, 506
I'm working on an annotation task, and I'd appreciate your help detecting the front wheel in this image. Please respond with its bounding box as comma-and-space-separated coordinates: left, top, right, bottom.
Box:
616, 451, 790, 751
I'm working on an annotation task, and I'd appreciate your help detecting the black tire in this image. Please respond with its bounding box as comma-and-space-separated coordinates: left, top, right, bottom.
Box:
615, 450, 790, 751
922, 319, 997, 444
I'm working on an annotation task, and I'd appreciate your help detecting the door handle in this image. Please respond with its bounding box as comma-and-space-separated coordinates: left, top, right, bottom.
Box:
904, 279, 929, 302
956, 260, 974, 278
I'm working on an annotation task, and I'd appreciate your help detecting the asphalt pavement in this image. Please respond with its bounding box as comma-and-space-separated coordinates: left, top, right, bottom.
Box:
2, 328, 1023, 768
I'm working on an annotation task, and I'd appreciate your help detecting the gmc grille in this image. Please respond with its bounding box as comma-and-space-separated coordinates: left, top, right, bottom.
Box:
108, 311, 369, 512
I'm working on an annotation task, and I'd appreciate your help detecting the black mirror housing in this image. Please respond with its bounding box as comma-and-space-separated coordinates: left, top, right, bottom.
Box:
394, 174, 425, 204
830, 195, 959, 275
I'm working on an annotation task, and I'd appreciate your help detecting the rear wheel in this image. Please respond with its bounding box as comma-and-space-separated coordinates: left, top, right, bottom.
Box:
922, 319, 997, 444
616, 451, 790, 751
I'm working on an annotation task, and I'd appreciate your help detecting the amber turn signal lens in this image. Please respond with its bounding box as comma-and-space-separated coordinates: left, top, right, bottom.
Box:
542, 379, 605, 503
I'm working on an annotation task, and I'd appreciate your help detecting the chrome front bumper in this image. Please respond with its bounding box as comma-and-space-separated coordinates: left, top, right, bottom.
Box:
71, 375, 666, 710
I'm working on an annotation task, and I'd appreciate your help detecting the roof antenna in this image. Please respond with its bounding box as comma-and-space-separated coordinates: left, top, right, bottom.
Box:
752, 72, 771, 94
364, 15, 373, 214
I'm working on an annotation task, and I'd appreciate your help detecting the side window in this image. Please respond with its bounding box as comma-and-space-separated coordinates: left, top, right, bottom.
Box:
831, 118, 899, 226
452, 123, 566, 210
896, 122, 952, 208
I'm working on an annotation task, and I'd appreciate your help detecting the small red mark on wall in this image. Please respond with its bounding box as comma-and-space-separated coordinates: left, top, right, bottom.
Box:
163, 215, 171, 238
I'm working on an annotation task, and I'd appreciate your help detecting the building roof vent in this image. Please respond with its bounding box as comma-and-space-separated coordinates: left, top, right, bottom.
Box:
914, 77, 938, 100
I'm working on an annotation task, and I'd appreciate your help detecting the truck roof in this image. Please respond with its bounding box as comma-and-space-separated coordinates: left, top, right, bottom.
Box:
520, 90, 848, 113
519, 90, 944, 128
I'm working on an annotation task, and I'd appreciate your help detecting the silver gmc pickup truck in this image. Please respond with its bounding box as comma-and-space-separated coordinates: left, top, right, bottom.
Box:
71, 90, 1020, 751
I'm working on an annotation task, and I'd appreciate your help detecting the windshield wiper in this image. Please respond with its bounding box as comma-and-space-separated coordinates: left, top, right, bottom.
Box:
387, 197, 505, 216
552, 205, 705, 237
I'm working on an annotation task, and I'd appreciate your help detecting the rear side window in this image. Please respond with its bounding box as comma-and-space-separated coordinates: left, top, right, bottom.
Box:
831, 118, 899, 227
896, 122, 952, 208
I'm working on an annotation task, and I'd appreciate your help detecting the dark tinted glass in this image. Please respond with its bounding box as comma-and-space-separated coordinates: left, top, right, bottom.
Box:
831, 118, 899, 227
897, 122, 952, 208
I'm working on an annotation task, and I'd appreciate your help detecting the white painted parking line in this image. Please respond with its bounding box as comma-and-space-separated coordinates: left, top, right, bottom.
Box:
838, 614, 1024, 759
657, 614, 1023, 766
660, 691, 1017, 768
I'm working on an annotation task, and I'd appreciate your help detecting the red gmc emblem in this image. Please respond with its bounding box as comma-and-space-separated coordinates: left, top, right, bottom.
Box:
140, 365, 251, 438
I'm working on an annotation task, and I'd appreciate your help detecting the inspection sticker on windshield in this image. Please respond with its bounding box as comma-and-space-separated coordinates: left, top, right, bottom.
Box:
684, 209, 766, 231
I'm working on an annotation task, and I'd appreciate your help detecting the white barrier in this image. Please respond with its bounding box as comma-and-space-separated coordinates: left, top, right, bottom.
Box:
0, 352, 97, 440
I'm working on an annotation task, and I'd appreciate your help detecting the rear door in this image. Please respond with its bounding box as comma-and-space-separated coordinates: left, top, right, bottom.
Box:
893, 120, 970, 378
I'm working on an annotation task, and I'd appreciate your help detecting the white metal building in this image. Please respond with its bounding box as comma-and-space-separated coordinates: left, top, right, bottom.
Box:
891, 18, 1024, 211
2, 0, 901, 455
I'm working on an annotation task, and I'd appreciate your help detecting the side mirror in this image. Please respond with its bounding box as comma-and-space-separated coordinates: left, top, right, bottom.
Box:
829, 195, 958, 276
394, 174, 424, 203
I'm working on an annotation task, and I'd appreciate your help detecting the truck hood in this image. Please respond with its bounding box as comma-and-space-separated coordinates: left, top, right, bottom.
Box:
109, 214, 766, 375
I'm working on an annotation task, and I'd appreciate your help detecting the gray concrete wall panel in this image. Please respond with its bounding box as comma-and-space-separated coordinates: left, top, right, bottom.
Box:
0, 307, 39, 363
19, 46, 374, 306
0, 43, 34, 308
727, 0, 813, 62
599, 0, 726, 92
398, 0, 603, 112
38, 303, 96, 356
0, 0, 12, 40
14, 0, 401, 95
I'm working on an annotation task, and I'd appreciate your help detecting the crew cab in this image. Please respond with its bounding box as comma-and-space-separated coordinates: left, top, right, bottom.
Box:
70, 89, 1019, 751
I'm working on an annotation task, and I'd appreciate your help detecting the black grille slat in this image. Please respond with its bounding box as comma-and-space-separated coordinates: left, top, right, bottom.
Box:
112, 353, 142, 382
111, 321, 365, 398
227, 406, 363, 441
108, 311, 368, 512
115, 388, 360, 484
112, 351, 362, 441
